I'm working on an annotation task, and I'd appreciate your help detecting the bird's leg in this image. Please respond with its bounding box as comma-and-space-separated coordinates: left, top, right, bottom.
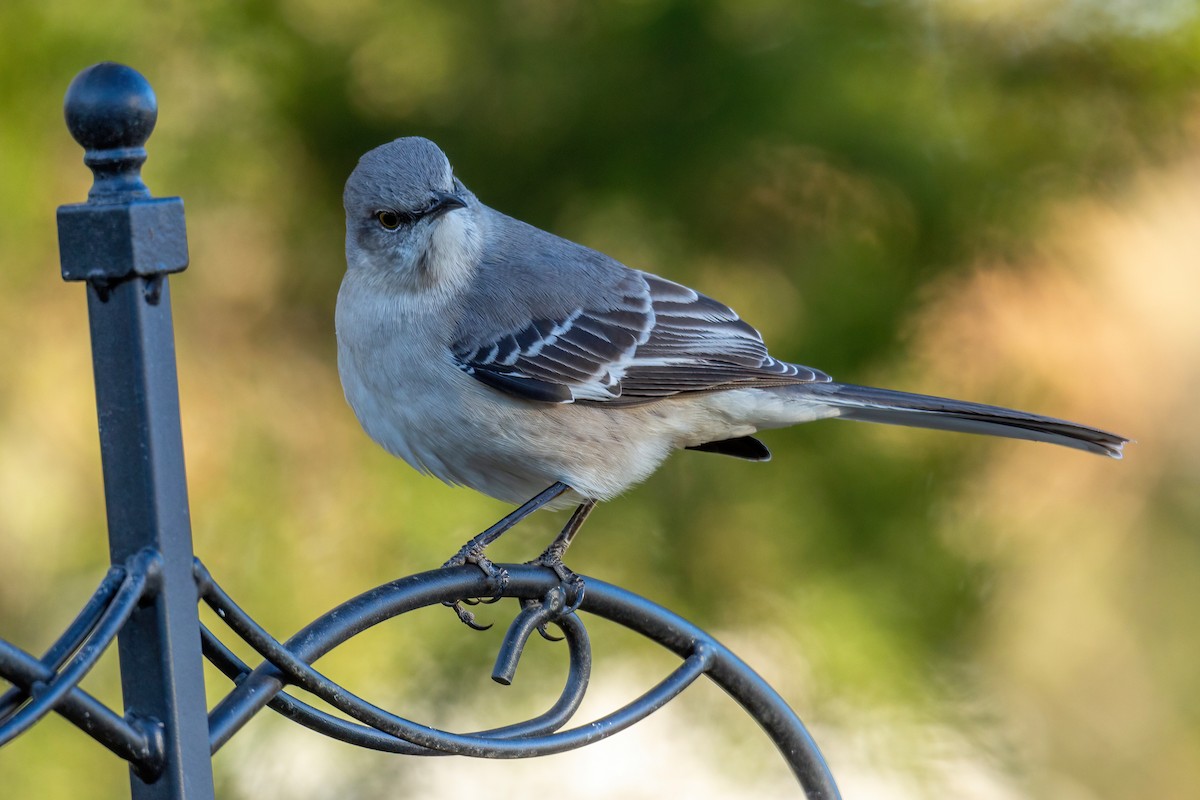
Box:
527, 499, 597, 637
444, 481, 573, 571
443, 481, 572, 629
532, 499, 596, 578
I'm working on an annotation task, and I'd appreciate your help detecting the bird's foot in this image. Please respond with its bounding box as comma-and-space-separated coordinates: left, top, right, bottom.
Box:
438, 485, 582, 631
524, 546, 585, 641
442, 542, 510, 630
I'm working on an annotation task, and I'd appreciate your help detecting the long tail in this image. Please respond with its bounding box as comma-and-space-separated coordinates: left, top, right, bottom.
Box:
792, 382, 1128, 458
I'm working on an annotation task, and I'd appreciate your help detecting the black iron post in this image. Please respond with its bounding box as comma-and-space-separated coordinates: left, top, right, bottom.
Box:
56, 63, 215, 800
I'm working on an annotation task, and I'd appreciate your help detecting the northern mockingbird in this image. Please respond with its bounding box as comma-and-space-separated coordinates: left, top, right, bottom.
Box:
336, 137, 1127, 621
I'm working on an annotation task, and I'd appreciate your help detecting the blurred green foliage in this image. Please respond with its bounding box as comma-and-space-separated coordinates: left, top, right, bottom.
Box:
1, 1, 1199, 798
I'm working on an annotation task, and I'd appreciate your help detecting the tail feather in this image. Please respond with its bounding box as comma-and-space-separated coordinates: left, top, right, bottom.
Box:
794, 382, 1128, 459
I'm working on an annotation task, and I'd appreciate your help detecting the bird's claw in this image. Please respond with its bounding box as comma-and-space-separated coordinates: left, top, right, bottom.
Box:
534, 622, 564, 642
450, 603, 493, 631
443, 542, 510, 629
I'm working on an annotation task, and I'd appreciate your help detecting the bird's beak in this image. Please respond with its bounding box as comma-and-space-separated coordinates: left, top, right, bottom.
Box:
429, 190, 467, 217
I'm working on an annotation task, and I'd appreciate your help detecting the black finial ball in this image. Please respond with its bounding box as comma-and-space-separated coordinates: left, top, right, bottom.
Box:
64, 62, 157, 152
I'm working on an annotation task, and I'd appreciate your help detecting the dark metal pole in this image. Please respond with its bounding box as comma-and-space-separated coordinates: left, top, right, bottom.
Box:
56, 62, 214, 800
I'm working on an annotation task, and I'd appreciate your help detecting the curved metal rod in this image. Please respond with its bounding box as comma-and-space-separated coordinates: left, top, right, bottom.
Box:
0, 639, 162, 770
0, 549, 161, 766
581, 579, 840, 799
200, 610, 591, 755
0, 565, 126, 722
492, 585, 572, 685
203, 565, 683, 758
206, 574, 709, 759
0, 550, 157, 747
201, 562, 840, 797
199, 624, 427, 755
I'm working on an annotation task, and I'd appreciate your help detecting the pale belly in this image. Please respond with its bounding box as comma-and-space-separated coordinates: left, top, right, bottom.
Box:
337, 332, 697, 506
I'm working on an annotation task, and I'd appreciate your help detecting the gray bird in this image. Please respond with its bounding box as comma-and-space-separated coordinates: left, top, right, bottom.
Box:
336, 137, 1127, 620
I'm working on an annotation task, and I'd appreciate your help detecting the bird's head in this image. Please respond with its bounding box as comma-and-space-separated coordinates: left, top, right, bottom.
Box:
343, 137, 479, 295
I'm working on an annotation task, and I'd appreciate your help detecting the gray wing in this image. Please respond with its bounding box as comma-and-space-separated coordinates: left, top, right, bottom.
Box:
451, 268, 830, 406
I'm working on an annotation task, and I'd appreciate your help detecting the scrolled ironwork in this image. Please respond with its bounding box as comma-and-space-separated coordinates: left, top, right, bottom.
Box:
0, 551, 166, 779
195, 561, 840, 798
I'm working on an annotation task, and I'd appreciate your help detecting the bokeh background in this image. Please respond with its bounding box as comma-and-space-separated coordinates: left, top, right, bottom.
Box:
2, 1, 1198, 798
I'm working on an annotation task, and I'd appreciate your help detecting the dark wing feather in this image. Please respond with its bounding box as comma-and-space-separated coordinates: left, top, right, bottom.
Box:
452, 275, 652, 403
601, 275, 829, 404
686, 435, 772, 461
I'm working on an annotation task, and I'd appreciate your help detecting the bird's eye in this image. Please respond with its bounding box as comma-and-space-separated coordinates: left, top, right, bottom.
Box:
375, 210, 405, 230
